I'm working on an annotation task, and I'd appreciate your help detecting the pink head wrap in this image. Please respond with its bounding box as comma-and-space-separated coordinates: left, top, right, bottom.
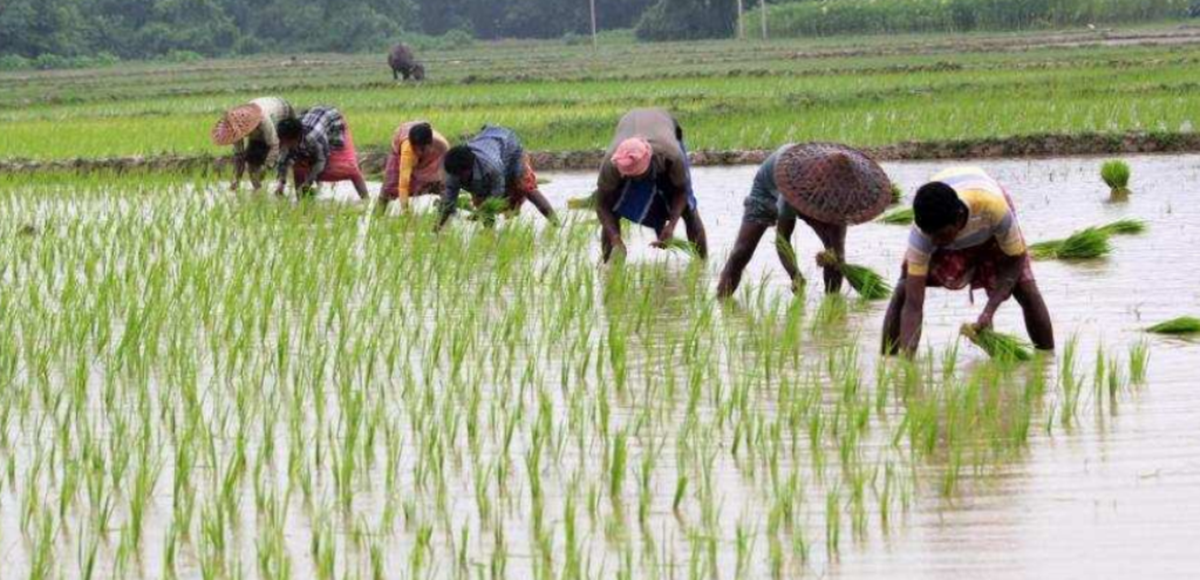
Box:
612, 138, 653, 178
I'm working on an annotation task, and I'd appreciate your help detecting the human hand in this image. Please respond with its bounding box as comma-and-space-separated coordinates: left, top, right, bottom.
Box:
791, 275, 807, 295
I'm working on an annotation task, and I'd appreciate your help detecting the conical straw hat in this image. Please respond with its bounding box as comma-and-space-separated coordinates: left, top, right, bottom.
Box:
773, 143, 893, 225
211, 103, 265, 146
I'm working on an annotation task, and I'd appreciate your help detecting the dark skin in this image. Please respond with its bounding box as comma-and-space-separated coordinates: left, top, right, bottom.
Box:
230, 142, 265, 192
274, 135, 369, 200
880, 218, 1056, 357
596, 171, 709, 262
375, 139, 432, 215
435, 168, 558, 230
716, 212, 846, 298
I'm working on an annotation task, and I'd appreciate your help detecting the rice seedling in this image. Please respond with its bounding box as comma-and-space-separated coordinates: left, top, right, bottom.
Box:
878, 207, 914, 226
817, 251, 891, 300
567, 192, 598, 210
1029, 227, 1111, 260
890, 183, 904, 205
1129, 341, 1150, 384
1098, 219, 1147, 236
1146, 316, 1200, 335
659, 237, 702, 258
960, 324, 1034, 362
1101, 160, 1132, 197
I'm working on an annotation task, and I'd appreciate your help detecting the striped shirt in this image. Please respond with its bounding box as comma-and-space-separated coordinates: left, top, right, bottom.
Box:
277, 107, 347, 185
906, 167, 1027, 277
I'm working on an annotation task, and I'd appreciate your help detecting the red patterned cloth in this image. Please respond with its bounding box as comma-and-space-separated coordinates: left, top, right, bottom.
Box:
293, 126, 363, 184
912, 239, 1035, 293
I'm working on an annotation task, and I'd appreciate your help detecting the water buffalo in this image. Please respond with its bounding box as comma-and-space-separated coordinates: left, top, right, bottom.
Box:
388, 44, 425, 81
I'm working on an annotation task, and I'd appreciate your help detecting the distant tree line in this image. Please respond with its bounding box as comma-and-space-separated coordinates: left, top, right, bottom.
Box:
0, 0, 711, 63
747, 0, 1193, 38
3, 0, 1190, 67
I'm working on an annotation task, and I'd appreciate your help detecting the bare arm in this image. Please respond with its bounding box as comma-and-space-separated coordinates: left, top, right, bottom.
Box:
775, 215, 802, 285
231, 141, 246, 190
657, 185, 689, 243
524, 188, 557, 223
595, 188, 625, 261
595, 166, 626, 260
436, 182, 461, 230
899, 275, 928, 356
977, 252, 1024, 328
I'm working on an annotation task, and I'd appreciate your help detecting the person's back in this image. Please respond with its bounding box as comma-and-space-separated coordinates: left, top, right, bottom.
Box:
469, 126, 523, 178
605, 108, 683, 160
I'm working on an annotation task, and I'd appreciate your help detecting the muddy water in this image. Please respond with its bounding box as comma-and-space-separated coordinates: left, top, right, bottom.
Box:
535, 155, 1200, 578
3, 155, 1198, 580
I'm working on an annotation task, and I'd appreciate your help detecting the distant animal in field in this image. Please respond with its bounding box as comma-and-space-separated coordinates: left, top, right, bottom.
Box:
388, 44, 425, 81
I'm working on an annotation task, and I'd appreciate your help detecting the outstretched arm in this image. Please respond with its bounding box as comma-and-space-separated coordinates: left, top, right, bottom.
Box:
596, 190, 625, 261
655, 185, 689, 245
524, 188, 558, 224
436, 183, 461, 230
977, 252, 1024, 329
899, 274, 928, 356
231, 141, 246, 191
775, 215, 804, 291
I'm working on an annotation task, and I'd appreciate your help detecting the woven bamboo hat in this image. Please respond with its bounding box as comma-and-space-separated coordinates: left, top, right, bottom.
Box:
774, 143, 892, 225
211, 103, 264, 146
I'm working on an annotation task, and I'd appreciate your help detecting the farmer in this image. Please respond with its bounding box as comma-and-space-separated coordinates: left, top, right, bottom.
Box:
275, 106, 369, 200
881, 166, 1055, 357
717, 143, 893, 297
436, 125, 557, 229
211, 97, 295, 191
378, 121, 450, 212
595, 108, 708, 261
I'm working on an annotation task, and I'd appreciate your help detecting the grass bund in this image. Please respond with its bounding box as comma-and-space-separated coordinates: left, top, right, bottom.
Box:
0, 172, 1157, 579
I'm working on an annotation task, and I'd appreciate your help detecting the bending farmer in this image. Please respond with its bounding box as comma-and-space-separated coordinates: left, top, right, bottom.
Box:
881, 166, 1055, 356
379, 121, 449, 212
717, 143, 892, 297
275, 106, 369, 200
595, 108, 708, 261
211, 97, 295, 191
437, 126, 557, 229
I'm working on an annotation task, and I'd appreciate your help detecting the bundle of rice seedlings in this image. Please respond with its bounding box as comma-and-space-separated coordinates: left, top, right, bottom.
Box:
467, 197, 510, 227
890, 183, 904, 206
879, 207, 914, 226
1146, 316, 1200, 335
817, 251, 892, 300
567, 192, 597, 210
659, 238, 700, 257
960, 324, 1034, 362
1029, 227, 1111, 260
1101, 160, 1131, 196
1097, 219, 1147, 236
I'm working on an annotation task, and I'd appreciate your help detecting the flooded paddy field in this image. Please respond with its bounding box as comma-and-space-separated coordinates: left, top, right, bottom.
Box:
1, 154, 1198, 579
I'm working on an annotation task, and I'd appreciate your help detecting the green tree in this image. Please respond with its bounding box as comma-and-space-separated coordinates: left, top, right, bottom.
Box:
636, 0, 737, 41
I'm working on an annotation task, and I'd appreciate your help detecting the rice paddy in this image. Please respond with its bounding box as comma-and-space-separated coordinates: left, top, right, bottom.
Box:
6, 28, 1200, 164
1, 152, 1197, 578
4, 25, 1200, 579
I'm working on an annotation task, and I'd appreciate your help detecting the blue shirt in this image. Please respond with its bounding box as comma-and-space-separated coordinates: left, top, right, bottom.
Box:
441, 126, 525, 219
